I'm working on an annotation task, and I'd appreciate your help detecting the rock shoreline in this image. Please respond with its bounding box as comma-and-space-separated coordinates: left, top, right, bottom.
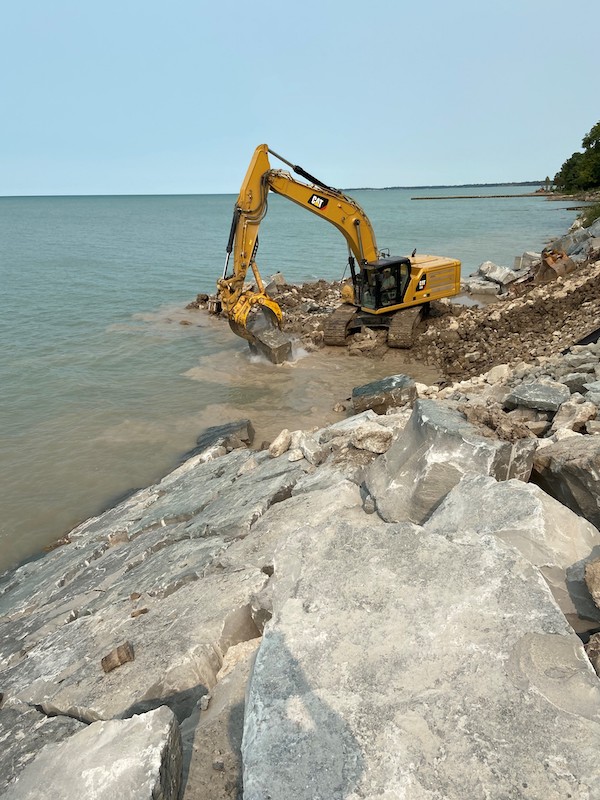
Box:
2, 223, 600, 798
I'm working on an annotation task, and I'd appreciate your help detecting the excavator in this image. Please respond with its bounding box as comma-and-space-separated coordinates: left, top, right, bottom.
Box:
216, 144, 461, 363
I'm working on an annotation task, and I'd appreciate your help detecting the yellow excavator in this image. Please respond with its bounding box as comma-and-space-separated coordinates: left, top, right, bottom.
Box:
217, 144, 461, 363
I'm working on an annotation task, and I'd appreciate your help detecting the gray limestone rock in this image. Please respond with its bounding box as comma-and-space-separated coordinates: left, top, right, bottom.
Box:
184, 419, 254, 460
504, 380, 571, 412
0, 701, 86, 794
365, 400, 535, 524
462, 277, 501, 295
563, 372, 595, 394
2, 706, 181, 800
296, 432, 329, 466
425, 474, 600, 623
315, 410, 378, 443
549, 395, 597, 434
477, 260, 525, 285
351, 374, 416, 415
0, 447, 317, 723
242, 515, 600, 799
533, 436, 600, 529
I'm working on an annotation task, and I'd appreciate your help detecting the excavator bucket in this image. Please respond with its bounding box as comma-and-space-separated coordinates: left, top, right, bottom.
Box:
229, 306, 295, 364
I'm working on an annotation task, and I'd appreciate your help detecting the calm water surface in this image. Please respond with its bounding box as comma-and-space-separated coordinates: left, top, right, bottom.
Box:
0, 188, 577, 571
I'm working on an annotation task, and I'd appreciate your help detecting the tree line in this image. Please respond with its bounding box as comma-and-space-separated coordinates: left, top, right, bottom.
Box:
554, 121, 600, 192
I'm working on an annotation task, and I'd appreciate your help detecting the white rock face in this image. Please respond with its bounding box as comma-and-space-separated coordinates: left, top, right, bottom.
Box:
3, 706, 182, 800
349, 421, 393, 453
242, 514, 600, 799
425, 474, 600, 623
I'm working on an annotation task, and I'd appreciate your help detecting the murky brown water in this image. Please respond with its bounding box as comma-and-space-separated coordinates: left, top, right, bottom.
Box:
1, 310, 439, 575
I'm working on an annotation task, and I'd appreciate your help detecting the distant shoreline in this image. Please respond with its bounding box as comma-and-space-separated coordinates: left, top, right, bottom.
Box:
348, 181, 544, 191
0, 182, 546, 199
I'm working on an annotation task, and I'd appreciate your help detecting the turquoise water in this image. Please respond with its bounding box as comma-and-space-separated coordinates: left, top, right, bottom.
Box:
0, 188, 577, 571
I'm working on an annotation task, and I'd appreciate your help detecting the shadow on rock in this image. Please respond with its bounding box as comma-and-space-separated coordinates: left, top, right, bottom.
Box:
243, 630, 365, 800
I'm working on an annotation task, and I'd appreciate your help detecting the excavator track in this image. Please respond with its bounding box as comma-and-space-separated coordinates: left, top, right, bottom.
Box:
387, 306, 424, 349
323, 305, 359, 346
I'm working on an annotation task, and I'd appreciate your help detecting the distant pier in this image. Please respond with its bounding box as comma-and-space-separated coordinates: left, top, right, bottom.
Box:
411, 193, 545, 200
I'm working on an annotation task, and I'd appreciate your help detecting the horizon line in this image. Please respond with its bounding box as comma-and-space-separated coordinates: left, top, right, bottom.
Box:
0, 180, 546, 199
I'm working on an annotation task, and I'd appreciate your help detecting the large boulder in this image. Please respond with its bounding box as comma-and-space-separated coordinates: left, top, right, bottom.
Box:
351, 374, 416, 414
477, 260, 525, 285
365, 400, 535, 524
0, 449, 315, 723
533, 436, 600, 529
504, 381, 571, 412
425, 474, 600, 624
0, 701, 86, 793
2, 706, 181, 800
242, 513, 600, 799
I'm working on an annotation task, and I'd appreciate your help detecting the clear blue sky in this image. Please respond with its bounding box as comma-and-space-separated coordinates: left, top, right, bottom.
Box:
2, 0, 598, 195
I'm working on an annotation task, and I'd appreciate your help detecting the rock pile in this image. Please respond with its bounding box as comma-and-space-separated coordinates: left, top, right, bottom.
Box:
2, 336, 600, 797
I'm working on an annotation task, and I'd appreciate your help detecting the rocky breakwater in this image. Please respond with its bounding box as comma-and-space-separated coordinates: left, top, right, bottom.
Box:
3, 342, 600, 798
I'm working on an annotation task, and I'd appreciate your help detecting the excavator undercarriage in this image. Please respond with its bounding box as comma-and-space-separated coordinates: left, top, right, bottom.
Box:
323, 304, 426, 349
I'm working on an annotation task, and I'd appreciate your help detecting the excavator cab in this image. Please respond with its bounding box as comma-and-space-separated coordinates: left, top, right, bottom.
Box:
354, 257, 412, 311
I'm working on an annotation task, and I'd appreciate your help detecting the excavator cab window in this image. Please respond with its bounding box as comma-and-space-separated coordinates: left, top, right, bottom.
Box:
358, 258, 411, 310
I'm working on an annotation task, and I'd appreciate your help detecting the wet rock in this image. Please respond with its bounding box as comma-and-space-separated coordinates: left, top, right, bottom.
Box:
365, 400, 535, 524
184, 419, 255, 461
2, 706, 181, 800
532, 436, 600, 529
351, 374, 416, 415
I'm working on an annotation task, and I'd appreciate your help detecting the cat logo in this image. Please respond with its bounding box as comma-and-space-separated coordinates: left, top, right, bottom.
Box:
308, 193, 329, 211
417, 275, 427, 291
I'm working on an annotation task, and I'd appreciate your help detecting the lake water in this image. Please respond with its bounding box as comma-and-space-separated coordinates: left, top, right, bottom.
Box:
0, 187, 577, 572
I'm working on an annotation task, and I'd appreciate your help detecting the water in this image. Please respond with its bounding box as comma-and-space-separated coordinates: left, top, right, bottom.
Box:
0, 188, 577, 572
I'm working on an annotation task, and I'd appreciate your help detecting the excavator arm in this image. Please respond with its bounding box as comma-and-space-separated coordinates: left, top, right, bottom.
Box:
217, 144, 383, 360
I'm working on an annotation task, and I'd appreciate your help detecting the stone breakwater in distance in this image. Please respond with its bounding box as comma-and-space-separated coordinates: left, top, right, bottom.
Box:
3, 219, 600, 798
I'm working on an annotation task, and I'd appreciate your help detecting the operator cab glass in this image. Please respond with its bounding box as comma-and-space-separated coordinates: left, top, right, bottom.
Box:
358, 257, 411, 310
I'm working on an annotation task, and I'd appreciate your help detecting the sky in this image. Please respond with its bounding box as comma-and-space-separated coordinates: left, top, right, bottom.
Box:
2, 0, 599, 195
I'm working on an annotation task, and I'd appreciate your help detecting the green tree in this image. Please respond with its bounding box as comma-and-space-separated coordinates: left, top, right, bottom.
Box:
554, 121, 600, 192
